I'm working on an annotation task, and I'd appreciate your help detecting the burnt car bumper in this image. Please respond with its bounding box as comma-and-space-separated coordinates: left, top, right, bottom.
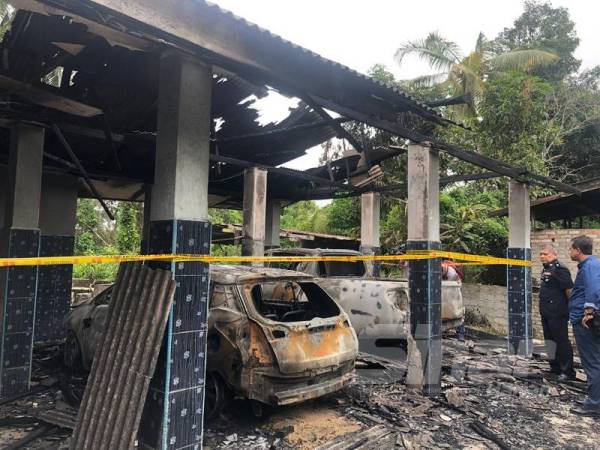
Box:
248, 361, 355, 406
274, 371, 353, 405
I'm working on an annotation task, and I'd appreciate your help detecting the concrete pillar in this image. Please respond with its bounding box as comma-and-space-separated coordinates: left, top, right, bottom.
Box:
406, 142, 442, 396
507, 181, 532, 356
35, 174, 78, 344
241, 167, 267, 258
140, 52, 212, 450
141, 186, 152, 254
265, 199, 281, 249
0, 124, 44, 400
360, 192, 381, 276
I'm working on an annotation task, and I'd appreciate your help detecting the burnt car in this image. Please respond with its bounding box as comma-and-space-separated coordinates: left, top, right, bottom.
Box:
64, 265, 358, 417
265, 248, 464, 353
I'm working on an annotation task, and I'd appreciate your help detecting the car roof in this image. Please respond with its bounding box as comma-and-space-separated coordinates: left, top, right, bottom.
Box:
210, 264, 313, 284
265, 248, 362, 257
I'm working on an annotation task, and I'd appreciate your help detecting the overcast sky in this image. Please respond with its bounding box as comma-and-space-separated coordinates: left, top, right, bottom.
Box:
212, 0, 600, 171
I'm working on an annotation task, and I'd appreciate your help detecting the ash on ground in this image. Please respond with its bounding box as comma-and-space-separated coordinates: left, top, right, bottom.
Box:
1, 333, 595, 450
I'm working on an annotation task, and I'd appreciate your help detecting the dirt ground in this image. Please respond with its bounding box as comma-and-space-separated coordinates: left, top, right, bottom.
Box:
1, 332, 599, 449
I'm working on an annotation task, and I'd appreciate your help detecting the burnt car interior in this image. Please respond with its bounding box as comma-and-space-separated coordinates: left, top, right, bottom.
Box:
318, 261, 366, 277
250, 281, 340, 322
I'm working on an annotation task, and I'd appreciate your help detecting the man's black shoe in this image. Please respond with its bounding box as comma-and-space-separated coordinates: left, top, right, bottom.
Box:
571, 406, 600, 417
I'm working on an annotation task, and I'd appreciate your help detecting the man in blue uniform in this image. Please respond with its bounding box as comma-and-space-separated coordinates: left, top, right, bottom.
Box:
539, 244, 574, 381
569, 235, 600, 416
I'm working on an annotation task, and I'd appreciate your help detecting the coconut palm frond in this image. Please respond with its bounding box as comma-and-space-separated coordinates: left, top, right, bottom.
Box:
394, 31, 461, 73
404, 72, 449, 88
491, 49, 559, 71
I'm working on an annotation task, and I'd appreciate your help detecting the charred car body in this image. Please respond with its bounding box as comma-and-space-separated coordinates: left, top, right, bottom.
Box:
64, 265, 358, 417
265, 248, 464, 352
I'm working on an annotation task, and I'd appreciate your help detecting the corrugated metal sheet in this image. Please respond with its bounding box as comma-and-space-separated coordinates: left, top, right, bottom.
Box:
36, 407, 78, 430
70, 262, 176, 450
202, 1, 445, 122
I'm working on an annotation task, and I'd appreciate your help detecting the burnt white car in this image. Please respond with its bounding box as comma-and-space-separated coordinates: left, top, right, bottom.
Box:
64, 265, 358, 417
266, 248, 464, 352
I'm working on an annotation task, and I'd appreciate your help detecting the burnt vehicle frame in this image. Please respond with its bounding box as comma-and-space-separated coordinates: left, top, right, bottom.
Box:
265, 248, 465, 353
64, 265, 358, 418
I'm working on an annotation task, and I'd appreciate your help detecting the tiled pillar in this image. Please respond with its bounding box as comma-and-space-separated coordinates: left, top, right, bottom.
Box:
507, 181, 532, 356
0, 124, 44, 399
35, 174, 78, 344
139, 52, 212, 450
360, 192, 381, 276
406, 142, 442, 396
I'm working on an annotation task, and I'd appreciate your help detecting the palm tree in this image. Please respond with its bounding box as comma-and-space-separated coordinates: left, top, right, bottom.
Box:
0, 1, 14, 39
395, 31, 558, 115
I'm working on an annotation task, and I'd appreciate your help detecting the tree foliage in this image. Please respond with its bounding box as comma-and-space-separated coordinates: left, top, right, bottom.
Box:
281, 201, 328, 233
495, 1, 580, 81
395, 30, 557, 115
477, 71, 556, 175
324, 198, 361, 237
116, 202, 141, 254
74, 200, 142, 281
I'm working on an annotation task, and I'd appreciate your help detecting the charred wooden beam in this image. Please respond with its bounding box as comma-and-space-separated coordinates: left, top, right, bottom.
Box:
0, 73, 102, 117
18, 0, 441, 124
300, 94, 363, 149
310, 96, 581, 195
215, 117, 351, 143
8, 0, 580, 196
101, 114, 123, 171
210, 153, 352, 189
51, 124, 115, 220
426, 93, 472, 108
439, 171, 501, 186
289, 172, 516, 201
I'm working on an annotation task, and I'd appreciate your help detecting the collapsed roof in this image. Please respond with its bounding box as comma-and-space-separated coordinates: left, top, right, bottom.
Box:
0, 0, 579, 212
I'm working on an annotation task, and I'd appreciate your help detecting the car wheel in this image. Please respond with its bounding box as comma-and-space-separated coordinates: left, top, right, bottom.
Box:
64, 330, 83, 371
204, 372, 226, 420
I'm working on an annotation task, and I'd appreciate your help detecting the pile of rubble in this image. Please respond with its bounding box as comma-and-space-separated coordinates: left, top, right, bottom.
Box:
1, 334, 596, 449
203, 335, 595, 450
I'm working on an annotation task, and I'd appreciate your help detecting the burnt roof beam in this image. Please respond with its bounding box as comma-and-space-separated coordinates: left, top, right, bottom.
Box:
51, 124, 115, 220
210, 153, 353, 190
215, 117, 351, 143
11, 0, 442, 124
11, 0, 579, 196
310, 95, 581, 196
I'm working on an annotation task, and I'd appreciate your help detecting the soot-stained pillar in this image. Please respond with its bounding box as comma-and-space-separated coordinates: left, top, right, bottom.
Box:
507, 181, 532, 356
242, 167, 267, 259
0, 124, 44, 399
141, 186, 152, 255
35, 174, 78, 344
360, 192, 381, 276
406, 142, 442, 396
139, 52, 212, 450
265, 199, 281, 250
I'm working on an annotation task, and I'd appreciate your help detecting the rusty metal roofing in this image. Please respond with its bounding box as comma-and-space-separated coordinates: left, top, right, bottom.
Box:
70, 262, 176, 450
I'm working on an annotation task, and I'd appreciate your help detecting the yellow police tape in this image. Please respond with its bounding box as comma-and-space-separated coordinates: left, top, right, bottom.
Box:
0, 250, 531, 268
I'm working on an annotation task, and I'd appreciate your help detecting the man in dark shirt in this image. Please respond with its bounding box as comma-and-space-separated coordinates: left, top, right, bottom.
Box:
569, 236, 600, 416
539, 244, 574, 381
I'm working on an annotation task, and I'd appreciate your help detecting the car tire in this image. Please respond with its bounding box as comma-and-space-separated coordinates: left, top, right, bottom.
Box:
64, 330, 83, 371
